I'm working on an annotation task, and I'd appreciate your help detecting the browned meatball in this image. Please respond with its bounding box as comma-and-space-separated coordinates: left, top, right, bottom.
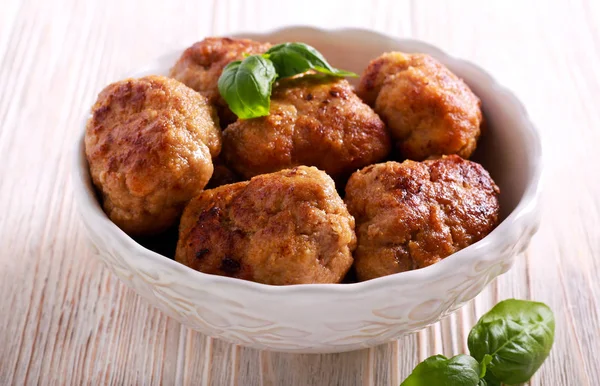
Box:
85, 75, 221, 236
175, 166, 356, 285
222, 76, 391, 181
170, 37, 271, 127
357, 52, 482, 161
345, 155, 499, 281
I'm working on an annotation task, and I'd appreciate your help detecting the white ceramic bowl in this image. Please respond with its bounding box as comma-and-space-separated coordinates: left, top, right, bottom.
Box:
73, 27, 542, 353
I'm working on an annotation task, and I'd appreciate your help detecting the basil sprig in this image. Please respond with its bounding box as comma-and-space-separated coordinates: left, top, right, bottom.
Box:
217, 55, 276, 119
265, 42, 357, 78
401, 299, 555, 386
468, 300, 555, 384
217, 42, 357, 119
401, 355, 482, 386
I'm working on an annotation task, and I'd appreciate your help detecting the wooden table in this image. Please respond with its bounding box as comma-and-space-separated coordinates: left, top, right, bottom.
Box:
1, 0, 598, 384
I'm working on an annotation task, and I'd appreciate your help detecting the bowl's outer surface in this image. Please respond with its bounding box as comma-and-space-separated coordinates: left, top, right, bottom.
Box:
74, 27, 542, 353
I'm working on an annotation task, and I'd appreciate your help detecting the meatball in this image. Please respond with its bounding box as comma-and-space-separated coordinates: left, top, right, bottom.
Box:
170, 37, 271, 127
345, 155, 499, 281
357, 52, 482, 160
222, 76, 391, 181
175, 166, 356, 285
85, 75, 221, 236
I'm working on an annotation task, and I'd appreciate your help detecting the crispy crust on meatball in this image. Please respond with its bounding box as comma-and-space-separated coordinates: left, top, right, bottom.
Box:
222, 76, 391, 180
85, 75, 221, 236
169, 37, 271, 127
175, 166, 356, 285
357, 52, 482, 160
345, 155, 499, 281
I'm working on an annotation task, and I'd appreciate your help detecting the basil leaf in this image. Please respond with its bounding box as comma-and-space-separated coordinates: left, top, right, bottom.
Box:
401, 354, 481, 386
468, 299, 555, 385
217, 55, 277, 119
265, 42, 357, 78
479, 354, 493, 378
482, 373, 502, 386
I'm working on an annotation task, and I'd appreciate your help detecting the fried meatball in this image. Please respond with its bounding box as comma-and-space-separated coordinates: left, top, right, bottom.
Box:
170, 37, 271, 127
85, 75, 221, 236
345, 155, 499, 281
357, 52, 482, 160
222, 76, 391, 181
175, 166, 356, 285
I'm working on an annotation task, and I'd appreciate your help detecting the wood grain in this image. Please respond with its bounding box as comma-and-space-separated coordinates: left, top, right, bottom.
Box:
1, 0, 599, 384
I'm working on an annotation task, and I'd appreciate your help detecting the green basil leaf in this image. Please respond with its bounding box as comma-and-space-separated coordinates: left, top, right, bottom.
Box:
401, 354, 481, 386
265, 42, 357, 78
468, 299, 555, 385
217, 55, 277, 119
479, 354, 493, 378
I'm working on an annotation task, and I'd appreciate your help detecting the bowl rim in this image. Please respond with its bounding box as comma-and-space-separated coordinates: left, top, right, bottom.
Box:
73, 25, 542, 296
